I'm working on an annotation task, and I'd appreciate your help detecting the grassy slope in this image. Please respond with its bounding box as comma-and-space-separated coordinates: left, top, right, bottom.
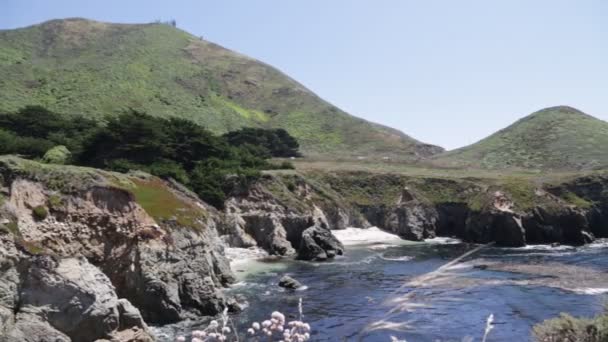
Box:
433, 106, 608, 170
0, 18, 442, 159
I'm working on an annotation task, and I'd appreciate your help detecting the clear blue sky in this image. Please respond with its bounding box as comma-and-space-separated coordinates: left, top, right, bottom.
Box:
2, 0, 607, 149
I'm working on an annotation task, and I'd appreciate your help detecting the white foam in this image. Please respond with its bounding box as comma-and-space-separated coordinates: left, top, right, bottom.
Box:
514, 244, 574, 251
424, 237, 462, 245
225, 247, 269, 266
380, 255, 414, 262
333, 227, 403, 246
572, 288, 608, 295
585, 239, 608, 249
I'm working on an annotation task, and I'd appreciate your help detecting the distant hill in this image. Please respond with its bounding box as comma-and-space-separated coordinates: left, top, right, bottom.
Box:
433, 106, 608, 170
0, 18, 443, 159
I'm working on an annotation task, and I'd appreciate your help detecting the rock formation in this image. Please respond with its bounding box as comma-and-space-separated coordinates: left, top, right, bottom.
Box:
0, 157, 235, 341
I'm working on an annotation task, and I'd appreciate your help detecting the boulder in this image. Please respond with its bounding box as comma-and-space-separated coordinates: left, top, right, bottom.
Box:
4, 255, 152, 342
278, 275, 303, 290
297, 224, 344, 261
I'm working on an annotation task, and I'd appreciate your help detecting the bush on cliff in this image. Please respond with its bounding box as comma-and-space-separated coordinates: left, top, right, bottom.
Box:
42, 145, 72, 165
533, 310, 608, 342
0, 106, 98, 158
0, 106, 300, 208
223, 127, 301, 158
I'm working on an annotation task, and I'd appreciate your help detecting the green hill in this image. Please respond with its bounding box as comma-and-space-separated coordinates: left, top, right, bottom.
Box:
434, 106, 608, 170
0, 18, 442, 159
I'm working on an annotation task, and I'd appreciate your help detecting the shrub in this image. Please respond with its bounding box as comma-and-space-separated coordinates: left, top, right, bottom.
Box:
533, 311, 608, 342
32, 205, 48, 221
47, 195, 63, 209
223, 127, 300, 158
42, 145, 72, 164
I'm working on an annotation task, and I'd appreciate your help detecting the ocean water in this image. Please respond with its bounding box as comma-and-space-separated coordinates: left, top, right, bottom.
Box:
154, 228, 608, 342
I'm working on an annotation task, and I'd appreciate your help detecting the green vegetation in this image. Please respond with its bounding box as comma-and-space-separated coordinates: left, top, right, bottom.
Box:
0, 220, 19, 236
0, 105, 98, 158
0, 155, 132, 193
0, 105, 299, 207
533, 310, 608, 342
223, 127, 300, 158
32, 205, 48, 220
559, 191, 593, 209
42, 145, 72, 164
0, 18, 440, 158
130, 177, 206, 229
47, 194, 63, 209
435, 106, 608, 170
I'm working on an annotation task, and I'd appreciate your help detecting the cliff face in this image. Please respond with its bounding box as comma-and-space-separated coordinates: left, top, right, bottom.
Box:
0, 157, 234, 341
221, 170, 608, 253
220, 173, 367, 260
304, 171, 608, 247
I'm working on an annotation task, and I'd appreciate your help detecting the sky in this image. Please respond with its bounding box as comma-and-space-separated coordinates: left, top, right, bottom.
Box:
2, 0, 607, 150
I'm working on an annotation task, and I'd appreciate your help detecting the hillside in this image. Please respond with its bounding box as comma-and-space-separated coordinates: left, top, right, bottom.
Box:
0, 18, 442, 159
433, 106, 608, 170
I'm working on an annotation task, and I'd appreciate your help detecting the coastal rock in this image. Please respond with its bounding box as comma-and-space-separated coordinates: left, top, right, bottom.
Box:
297, 223, 344, 261
115, 226, 234, 324
0, 158, 236, 336
465, 191, 526, 247
524, 206, 595, 245
467, 210, 526, 247
360, 188, 438, 241
2, 255, 152, 342
222, 175, 364, 257
278, 275, 302, 289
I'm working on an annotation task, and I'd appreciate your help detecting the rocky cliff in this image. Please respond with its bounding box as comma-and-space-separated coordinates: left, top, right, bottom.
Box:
0, 157, 234, 341
220, 172, 367, 260
220, 170, 608, 253
306, 171, 608, 247
1, 157, 607, 341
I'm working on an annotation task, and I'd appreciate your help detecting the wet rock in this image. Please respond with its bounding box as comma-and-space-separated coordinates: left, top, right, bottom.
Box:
297, 224, 344, 261
467, 210, 526, 247
524, 206, 595, 246
435, 203, 469, 238
278, 275, 302, 289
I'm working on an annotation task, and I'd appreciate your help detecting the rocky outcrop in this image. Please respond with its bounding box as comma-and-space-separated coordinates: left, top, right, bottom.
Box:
310, 171, 608, 247
463, 191, 526, 247
0, 157, 236, 340
360, 188, 438, 240
221, 174, 362, 258
298, 223, 344, 261
2, 254, 152, 342
278, 275, 302, 290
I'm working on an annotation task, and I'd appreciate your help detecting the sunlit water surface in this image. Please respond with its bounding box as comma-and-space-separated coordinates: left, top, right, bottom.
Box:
153, 228, 608, 342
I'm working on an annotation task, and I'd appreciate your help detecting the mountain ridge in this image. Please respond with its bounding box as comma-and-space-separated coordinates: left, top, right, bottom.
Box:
433, 105, 608, 170
0, 17, 443, 159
